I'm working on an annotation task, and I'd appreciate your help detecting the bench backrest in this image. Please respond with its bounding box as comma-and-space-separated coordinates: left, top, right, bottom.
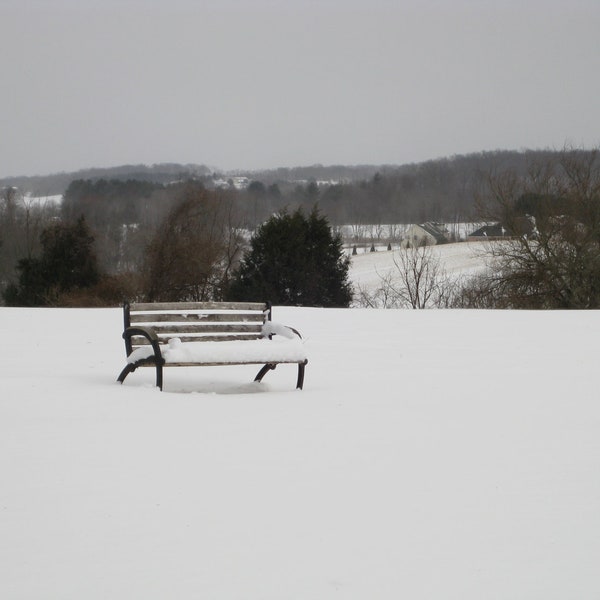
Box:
123, 301, 271, 354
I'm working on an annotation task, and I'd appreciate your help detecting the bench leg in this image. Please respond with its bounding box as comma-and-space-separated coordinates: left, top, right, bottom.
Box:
255, 362, 307, 390
155, 362, 163, 391
297, 361, 307, 390
254, 363, 276, 383
117, 359, 163, 391
117, 363, 136, 384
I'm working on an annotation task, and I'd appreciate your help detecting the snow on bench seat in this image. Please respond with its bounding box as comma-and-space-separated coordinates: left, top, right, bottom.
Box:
127, 335, 307, 366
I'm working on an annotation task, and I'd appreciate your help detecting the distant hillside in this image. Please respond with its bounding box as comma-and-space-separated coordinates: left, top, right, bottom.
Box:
1, 148, 588, 199
231, 164, 392, 185
2, 162, 393, 197
0, 163, 212, 197
225, 149, 569, 186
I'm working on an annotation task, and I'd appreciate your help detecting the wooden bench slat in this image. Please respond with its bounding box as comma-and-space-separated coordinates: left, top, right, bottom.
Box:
131, 333, 263, 345
134, 359, 302, 367
139, 324, 262, 335
130, 301, 267, 312
129, 312, 265, 324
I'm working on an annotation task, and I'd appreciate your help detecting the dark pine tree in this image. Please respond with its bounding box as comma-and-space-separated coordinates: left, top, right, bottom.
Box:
3, 217, 99, 306
228, 207, 352, 307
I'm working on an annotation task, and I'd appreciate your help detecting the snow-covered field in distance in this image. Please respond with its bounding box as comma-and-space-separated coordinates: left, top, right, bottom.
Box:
350, 240, 489, 293
1, 305, 599, 599
23, 193, 63, 206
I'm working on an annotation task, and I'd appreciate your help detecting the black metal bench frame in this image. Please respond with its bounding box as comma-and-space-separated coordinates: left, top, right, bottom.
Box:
117, 301, 307, 391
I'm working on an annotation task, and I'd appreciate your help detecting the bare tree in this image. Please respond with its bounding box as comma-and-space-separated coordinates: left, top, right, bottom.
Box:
355, 244, 458, 308
468, 147, 600, 308
143, 186, 245, 302
392, 245, 457, 308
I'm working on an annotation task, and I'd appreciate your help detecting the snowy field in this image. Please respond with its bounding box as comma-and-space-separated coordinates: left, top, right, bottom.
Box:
2, 304, 599, 599
349, 241, 489, 293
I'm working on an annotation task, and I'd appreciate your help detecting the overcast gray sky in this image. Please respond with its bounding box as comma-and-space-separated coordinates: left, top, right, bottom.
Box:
2, 0, 599, 177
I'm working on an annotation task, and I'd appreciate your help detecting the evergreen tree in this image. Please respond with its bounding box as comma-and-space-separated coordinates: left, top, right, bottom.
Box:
228, 207, 352, 307
3, 217, 99, 306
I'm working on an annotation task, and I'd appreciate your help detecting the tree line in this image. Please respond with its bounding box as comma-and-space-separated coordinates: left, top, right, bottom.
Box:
1, 181, 352, 308
2, 148, 599, 309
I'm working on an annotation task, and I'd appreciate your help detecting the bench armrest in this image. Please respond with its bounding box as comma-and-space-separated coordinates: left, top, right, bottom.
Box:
123, 326, 164, 364
284, 326, 302, 339
262, 321, 303, 340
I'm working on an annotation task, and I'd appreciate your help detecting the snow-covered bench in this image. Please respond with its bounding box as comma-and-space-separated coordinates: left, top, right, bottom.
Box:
117, 301, 308, 391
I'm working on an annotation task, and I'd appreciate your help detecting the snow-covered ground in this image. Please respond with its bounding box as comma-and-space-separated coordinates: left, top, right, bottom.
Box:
2, 306, 599, 599
350, 241, 489, 298
23, 193, 63, 207
339, 222, 481, 244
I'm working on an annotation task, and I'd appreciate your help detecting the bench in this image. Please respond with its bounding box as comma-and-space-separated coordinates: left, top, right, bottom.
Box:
117, 301, 308, 391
